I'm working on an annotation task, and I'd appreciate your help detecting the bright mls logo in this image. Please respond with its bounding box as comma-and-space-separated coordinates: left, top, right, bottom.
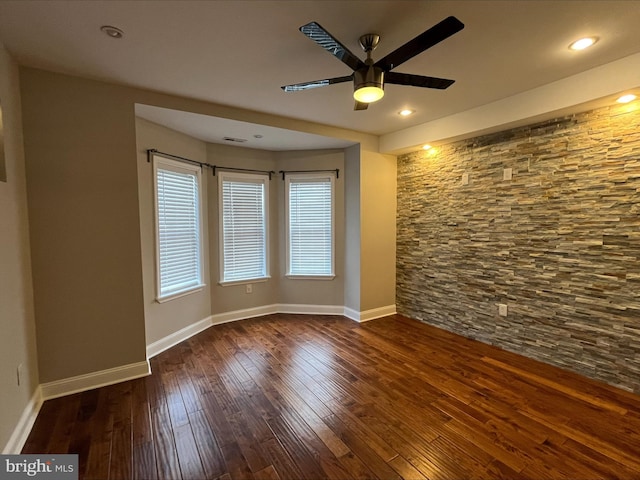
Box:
0, 455, 78, 480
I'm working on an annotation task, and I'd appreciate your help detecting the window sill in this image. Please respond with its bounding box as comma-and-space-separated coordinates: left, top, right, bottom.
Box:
285, 274, 335, 281
156, 284, 206, 303
219, 276, 270, 287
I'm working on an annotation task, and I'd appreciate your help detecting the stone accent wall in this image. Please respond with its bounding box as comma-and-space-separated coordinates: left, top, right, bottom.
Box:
396, 103, 640, 393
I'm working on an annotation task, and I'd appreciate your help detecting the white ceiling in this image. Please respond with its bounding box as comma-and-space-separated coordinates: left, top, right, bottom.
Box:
1, 0, 639, 152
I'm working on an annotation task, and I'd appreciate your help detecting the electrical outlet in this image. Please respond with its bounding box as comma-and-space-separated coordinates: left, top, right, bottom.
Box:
503, 168, 513, 181
498, 304, 508, 317
17, 363, 23, 386
461, 172, 469, 186
245, 284, 253, 294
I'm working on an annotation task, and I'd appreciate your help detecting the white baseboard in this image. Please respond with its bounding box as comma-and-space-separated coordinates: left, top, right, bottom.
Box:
359, 304, 397, 322
147, 316, 213, 358
343, 306, 360, 321
146, 304, 346, 359
344, 304, 396, 322
40, 360, 151, 400
2, 387, 43, 454
147, 303, 396, 360
146, 305, 280, 359
277, 304, 344, 315
210, 304, 279, 325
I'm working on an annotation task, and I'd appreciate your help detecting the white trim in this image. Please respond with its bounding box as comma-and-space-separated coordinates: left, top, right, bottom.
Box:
277, 304, 344, 315
285, 275, 336, 281
147, 316, 214, 358
147, 304, 350, 358
146, 303, 396, 360
219, 276, 269, 287
156, 284, 205, 304
40, 360, 151, 400
344, 304, 397, 322
359, 304, 397, 322
343, 307, 361, 321
2, 387, 43, 454
210, 304, 279, 325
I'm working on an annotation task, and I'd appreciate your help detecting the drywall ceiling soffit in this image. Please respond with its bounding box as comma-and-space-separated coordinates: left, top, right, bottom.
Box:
135, 104, 357, 152
1, 1, 639, 151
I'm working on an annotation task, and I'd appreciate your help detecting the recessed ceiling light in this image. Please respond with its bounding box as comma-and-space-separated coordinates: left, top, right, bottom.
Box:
101, 25, 124, 39
616, 94, 637, 104
399, 109, 414, 117
569, 37, 598, 51
422, 144, 432, 150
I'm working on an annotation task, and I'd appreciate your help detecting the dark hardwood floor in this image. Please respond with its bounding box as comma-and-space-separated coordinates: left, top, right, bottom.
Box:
22, 313, 640, 479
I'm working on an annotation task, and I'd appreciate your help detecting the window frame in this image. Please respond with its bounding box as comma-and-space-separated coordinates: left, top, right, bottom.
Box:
153, 154, 205, 303
285, 172, 336, 280
218, 171, 270, 286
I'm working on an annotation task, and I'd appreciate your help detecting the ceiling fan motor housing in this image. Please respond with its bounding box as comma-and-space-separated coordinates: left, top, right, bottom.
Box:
354, 65, 385, 92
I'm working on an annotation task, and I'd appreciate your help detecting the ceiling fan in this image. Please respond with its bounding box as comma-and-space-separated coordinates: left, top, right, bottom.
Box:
281, 16, 464, 110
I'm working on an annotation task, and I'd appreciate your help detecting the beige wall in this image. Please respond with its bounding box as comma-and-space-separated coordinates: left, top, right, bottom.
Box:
275, 150, 345, 307
135, 117, 211, 346
0, 43, 39, 451
18, 65, 396, 389
344, 145, 362, 312
20, 69, 147, 383
343, 145, 398, 313
206, 142, 279, 314
360, 150, 397, 311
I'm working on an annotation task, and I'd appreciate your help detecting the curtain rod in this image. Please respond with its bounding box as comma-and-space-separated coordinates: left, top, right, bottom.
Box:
147, 149, 276, 179
279, 169, 340, 180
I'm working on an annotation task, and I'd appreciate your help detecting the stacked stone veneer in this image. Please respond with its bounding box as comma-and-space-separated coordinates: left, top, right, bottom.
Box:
396, 103, 640, 393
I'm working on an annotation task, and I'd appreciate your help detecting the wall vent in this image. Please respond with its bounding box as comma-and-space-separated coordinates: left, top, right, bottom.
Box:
223, 136, 248, 143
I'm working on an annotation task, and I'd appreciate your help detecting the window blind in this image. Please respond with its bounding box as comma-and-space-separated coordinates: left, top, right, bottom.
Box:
155, 160, 202, 299
220, 175, 267, 282
288, 176, 334, 276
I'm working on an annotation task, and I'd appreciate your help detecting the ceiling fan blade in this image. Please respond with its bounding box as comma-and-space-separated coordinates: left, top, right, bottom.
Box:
354, 101, 369, 111
375, 16, 464, 71
385, 72, 455, 89
300, 22, 365, 71
281, 75, 352, 92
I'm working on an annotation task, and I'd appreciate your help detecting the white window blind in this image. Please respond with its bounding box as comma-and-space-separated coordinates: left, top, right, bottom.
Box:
219, 173, 269, 283
154, 156, 203, 301
287, 174, 334, 276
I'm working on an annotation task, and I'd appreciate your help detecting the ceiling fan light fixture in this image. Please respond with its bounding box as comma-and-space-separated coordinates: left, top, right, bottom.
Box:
353, 66, 385, 103
354, 86, 384, 103
282, 17, 463, 109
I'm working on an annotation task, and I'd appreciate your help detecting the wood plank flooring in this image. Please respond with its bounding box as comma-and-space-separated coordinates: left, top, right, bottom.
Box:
22, 313, 640, 479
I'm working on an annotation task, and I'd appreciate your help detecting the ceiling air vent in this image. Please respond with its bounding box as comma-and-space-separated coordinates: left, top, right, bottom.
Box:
223, 136, 248, 143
